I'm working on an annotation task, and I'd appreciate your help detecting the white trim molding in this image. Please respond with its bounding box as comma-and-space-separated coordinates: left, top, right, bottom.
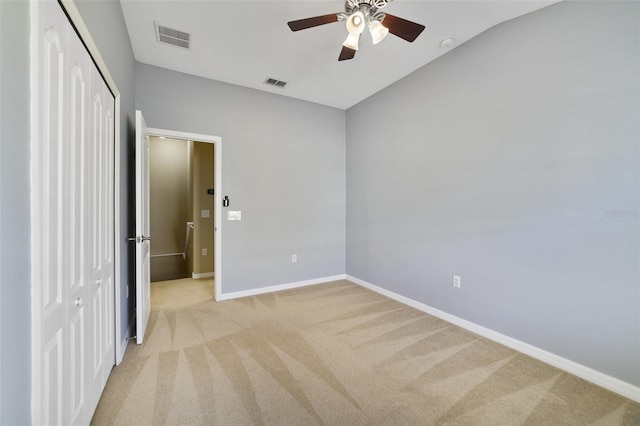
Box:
217, 274, 347, 301
346, 275, 640, 403
192, 272, 214, 279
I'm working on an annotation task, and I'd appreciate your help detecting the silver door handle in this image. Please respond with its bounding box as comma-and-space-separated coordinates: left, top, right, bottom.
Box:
128, 236, 151, 243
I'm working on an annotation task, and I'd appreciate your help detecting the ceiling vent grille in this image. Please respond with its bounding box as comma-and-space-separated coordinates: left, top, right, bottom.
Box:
264, 77, 287, 88
155, 22, 191, 49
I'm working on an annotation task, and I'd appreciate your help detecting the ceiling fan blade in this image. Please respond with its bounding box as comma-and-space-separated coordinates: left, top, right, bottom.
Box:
382, 14, 425, 42
338, 45, 357, 61
288, 13, 340, 31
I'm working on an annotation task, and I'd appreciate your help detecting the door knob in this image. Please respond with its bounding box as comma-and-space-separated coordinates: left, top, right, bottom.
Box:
128, 236, 151, 243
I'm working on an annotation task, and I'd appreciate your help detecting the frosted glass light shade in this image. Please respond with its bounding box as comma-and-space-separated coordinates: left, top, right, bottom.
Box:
346, 11, 365, 35
343, 32, 360, 50
369, 20, 389, 44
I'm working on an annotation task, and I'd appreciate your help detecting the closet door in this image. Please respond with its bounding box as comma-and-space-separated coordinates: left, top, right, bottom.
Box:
88, 54, 116, 409
30, 1, 115, 424
30, 3, 72, 423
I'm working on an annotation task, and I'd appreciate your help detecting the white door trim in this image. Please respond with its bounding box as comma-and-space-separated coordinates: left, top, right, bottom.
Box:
148, 127, 223, 300
57, 0, 124, 364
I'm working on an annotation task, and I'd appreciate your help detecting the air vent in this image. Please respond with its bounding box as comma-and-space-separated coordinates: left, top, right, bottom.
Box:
264, 77, 287, 88
155, 22, 191, 50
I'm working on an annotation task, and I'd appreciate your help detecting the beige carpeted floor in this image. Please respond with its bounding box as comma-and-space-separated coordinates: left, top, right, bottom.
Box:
91, 278, 640, 425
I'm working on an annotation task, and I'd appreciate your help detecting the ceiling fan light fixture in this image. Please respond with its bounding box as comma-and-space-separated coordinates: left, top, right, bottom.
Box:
287, 1, 426, 62
343, 32, 360, 50
369, 20, 389, 44
346, 11, 365, 35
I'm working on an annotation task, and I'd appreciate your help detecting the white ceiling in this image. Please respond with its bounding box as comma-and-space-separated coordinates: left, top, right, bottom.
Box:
120, 0, 559, 110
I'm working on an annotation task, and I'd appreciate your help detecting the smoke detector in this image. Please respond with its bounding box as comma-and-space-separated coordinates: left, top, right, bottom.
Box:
439, 37, 455, 48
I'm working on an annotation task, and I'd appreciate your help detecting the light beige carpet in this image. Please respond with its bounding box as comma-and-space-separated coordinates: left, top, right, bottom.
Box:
91, 279, 640, 425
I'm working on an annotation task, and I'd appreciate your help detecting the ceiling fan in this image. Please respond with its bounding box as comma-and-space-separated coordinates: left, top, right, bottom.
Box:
287, 0, 425, 61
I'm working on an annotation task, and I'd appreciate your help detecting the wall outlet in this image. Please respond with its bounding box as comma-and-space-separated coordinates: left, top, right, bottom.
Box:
291, 254, 297, 263
202, 248, 208, 256
453, 275, 461, 288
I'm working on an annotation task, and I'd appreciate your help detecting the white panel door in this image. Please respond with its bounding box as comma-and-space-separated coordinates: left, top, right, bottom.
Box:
66, 15, 91, 424
88, 48, 116, 410
31, 1, 115, 424
135, 110, 151, 344
31, 5, 67, 422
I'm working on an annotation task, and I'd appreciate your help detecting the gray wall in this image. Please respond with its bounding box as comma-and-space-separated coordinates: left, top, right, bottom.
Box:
192, 142, 215, 276
135, 64, 346, 293
346, 1, 639, 386
0, 1, 31, 423
74, 0, 136, 346
149, 137, 189, 282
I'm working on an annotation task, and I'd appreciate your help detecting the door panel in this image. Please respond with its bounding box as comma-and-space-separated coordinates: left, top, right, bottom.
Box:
43, 330, 63, 425
135, 110, 151, 344
67, 20, 91, 426
69, 309, 85, 424
34, 4, 69, 424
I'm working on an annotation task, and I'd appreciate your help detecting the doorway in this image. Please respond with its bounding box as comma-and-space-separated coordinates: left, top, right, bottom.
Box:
147, 127, 222, 300
149, 137, 214, 282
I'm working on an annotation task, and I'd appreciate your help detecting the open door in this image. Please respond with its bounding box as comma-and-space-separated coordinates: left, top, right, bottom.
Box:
135, 110, 151, 344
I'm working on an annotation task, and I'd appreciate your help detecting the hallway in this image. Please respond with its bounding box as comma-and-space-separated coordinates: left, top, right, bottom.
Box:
151, 278, 214, 310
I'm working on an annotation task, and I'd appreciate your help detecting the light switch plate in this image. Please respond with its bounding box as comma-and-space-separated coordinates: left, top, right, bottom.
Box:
228, 211, 241, 221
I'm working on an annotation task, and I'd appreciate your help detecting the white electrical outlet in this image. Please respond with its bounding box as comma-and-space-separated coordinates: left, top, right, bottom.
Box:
292, 254, 297, 263
453, 275, 461, 288
202, 248, 208, 256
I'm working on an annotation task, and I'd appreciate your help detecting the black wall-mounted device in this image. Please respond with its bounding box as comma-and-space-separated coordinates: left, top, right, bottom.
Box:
223, 196, 229, 207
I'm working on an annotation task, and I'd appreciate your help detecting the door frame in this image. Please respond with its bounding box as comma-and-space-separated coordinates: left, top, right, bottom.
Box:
46, 1, 124, 365
148, 127, 223, 300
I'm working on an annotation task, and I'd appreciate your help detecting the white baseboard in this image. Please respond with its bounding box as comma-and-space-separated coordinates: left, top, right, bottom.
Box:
217, 274, 347, 301
192, 272, 214, 279
346, 274, 640, 403
116, 316, 136, 366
